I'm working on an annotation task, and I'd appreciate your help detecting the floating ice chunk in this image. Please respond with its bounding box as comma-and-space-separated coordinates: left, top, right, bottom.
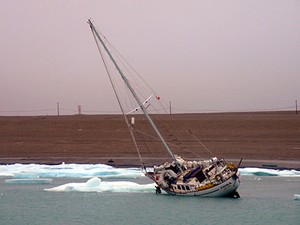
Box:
239, 168, 300, 177
45, 177, 155, 193
294, 194, 300, 200
5, 178, 53, 184
1, 163, 299, 179
279, 169, 300, 177
240, 168, 278, 176
0, 163, 143, 179
0, 172, 14, 177
86, 176, 102, 187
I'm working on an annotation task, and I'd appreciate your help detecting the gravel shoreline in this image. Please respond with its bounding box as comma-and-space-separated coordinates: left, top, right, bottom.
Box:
1, 112, 299, 169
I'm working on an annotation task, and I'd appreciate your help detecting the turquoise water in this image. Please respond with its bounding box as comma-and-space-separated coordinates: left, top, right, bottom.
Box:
1, 175, 299, 225
0, 176, 300, 225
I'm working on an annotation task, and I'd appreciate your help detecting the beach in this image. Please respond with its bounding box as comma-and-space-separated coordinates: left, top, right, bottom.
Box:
1, 111, 299, 169
1, 111, 300, 225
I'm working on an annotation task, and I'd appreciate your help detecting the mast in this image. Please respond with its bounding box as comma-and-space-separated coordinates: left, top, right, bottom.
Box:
88, 19, 177, 162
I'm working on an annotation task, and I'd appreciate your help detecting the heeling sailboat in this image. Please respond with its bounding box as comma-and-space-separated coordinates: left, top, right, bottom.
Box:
88, 19, 241, 197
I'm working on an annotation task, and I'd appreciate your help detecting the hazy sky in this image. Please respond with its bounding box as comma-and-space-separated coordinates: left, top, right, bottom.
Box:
1, 0, 299, 115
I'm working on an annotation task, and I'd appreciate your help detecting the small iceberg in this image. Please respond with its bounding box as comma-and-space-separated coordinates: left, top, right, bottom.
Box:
45, 177, 155, 193
1, 163, 299, 179
0, 163, 143, 179
0, 172, 14, 177
293, 194, 300, 200
5, 178, 53, 184
240, 168, 300, 177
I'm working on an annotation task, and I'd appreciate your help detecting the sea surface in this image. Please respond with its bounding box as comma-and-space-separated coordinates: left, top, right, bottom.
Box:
0, 164, 299, 225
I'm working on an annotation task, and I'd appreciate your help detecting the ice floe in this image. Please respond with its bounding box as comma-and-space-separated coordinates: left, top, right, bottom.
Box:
0, 163, 142, 179
5, 178, 53, 184
294, 194, 300, 200
1, 163, 300, 180
45, 177, 155, 193
239, 168, 300, 177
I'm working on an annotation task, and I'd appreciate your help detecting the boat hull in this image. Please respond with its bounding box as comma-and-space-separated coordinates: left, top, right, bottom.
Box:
163, 175, 240, 197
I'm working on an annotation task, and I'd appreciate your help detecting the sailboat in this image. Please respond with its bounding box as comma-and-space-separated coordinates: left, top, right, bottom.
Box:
88, 19, 241, 197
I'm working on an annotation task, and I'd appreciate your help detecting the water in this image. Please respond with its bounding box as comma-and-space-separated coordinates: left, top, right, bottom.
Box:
0, 164, 299, 225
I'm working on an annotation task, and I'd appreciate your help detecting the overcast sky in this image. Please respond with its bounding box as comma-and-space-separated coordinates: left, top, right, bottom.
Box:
1, 0, 299, 115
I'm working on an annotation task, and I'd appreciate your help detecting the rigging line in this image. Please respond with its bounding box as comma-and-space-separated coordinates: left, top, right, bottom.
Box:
116, 60, 214, 156
155, 101, 216, 156
103, 36, 156, 94
125, 83, 137, 113
187, 129, 214, 157
155, 118, 202, 158
125, 83, 210, 157
133, 127, 202, 158
132, 124, 157, 160
142, 100, 211, 156
101, 36, 151, 102
117, 63, 150, 110
89, 20, 179, 166
96, 28, 157, 113
109, 48, 150, 106
151, 94, 216, 156
90, 27, 144, 164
